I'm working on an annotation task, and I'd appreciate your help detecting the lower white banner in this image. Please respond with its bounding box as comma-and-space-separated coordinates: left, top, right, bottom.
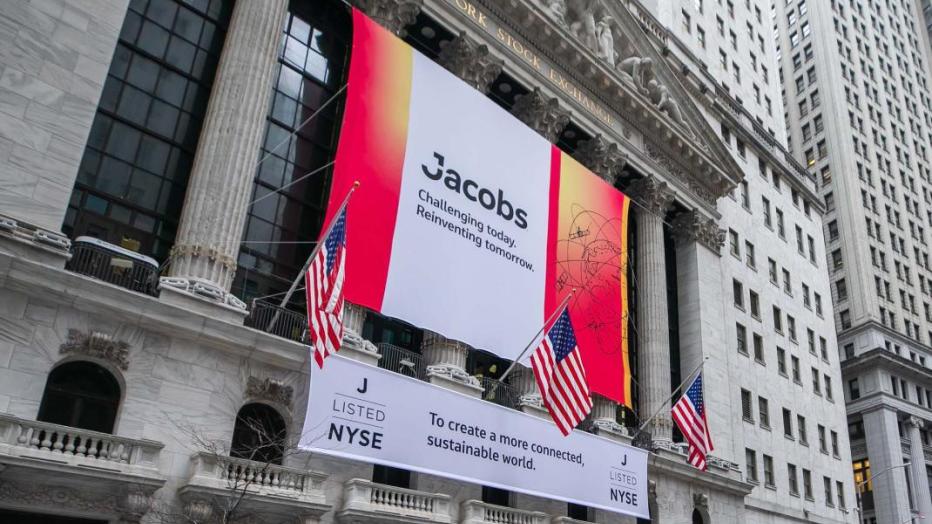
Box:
299, 355, 649, 519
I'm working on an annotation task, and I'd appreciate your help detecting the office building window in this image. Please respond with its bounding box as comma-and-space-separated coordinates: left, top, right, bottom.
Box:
65, 0, 234, 261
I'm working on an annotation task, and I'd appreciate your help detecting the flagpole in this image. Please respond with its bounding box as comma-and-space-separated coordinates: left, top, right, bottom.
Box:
636, 356, 708, 434
266, 181, 359, 331
492, 289, 577, 392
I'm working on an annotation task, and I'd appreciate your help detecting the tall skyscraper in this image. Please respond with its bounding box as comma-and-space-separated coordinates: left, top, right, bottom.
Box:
774, 0, 932, 522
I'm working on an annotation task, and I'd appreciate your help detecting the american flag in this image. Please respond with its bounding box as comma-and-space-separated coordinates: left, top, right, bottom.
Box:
530, 308, 593, 436
305, 207, 347, 368
672, 372, 714, 470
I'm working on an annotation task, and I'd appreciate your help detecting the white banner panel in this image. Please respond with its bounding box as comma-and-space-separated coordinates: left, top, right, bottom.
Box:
381, 52, 552, 360
299, 356, 649, 519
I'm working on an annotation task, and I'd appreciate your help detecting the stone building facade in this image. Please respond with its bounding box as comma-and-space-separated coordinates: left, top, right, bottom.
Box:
0, 0, 852, 523
773, 0, 932, 522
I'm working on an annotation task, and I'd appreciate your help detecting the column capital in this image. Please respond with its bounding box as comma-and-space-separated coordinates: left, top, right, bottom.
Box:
671, 210, 725, 254
907, 415, 925, 430
574, 134, 627, 184
510, 87, 571, 143
354, 0, 422, 36
438, 32, 504, 94
627, 176, 675, 216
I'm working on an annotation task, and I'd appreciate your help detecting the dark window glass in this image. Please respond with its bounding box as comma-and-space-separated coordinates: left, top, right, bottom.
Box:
65, 0, 233, 262
37, 361, 121, 434
230, 403, 286, 464
231, 0, 351, 302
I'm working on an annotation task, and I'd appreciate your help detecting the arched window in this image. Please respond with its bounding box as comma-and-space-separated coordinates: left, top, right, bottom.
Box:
37, 361, 121, 434
230, 403, 286, 464
692, 508, 705, 524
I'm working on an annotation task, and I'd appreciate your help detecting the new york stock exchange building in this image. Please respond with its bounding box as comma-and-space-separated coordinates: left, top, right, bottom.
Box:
0, 0, 861, 523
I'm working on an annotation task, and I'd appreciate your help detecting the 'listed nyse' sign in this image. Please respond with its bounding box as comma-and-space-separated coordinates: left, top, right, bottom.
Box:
299, 356, 649, 519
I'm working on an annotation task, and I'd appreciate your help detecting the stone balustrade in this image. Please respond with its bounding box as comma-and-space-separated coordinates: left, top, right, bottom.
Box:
186, 452, 326, 497
551, 518, 592, 524
0, 413, 162, 469
461, 500, 549, 524
339, 478, 452, 522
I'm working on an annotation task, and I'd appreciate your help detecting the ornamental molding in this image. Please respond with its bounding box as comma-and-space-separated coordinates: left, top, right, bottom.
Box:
693, 492, 709, 509
908, 415, 925, 430
426, 364, 482, 387
438, 31, 504, 94
627, 176, 674, 215
245, 376, 294, 410
510, 87, 571, 143
354, 0, 423, 36
0, 480, 155, 518
574, 134, 626, 184
450, 0, 743, 207
671, 210, 725, 255
60, 329, 130, 370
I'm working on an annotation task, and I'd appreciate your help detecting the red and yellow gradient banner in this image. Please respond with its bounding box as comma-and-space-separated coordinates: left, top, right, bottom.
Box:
546, 150, 632, 405
326, 8, 413, 309
325, 9, 632, 406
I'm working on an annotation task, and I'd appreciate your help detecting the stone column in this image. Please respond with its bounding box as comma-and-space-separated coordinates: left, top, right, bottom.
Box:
671, 209, 728, 458
628, 176, 674, 443
422, 331, 483, 397
354, 0, 422, 36
438, 32, 504, 94
907, 416, 932, 518
862, 407, 912, 524
340, 303, 380, 366
510, 88, 571, 143
511, 365, 549, 419
161, 0, 288, 317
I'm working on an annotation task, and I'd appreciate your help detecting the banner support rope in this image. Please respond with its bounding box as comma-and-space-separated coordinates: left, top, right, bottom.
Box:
266, 181, 360, 331
490, 289, 577, 398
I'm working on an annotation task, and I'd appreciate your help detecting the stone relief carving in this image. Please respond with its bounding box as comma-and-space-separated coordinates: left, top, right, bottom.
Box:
574, 134, 626, 183
0, 480, 119, 516
354, 0, 422, 36
617, 56, 655, 94
438, 32, 504, 94
693, 492, 710, 509
510, 87, 571, 143
245, 376, 294, 409
627, 175, 675, 215
595, 15, 615, 64
672, 210, 725, 254
60, 329, 130, 370
566, 0, 600, 52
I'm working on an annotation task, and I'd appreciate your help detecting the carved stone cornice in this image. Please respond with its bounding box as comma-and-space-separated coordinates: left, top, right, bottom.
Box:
60, 329, 130, 370
644, 142, 717, 206
354, 0, 422, 36
0, 480, 120, 516
438, 32, 504, 94
671, 210, 725, 255
510, 87, 571, 143
574, 134, 627, 184
245, 376, 294, 410
626, 176, 674, 216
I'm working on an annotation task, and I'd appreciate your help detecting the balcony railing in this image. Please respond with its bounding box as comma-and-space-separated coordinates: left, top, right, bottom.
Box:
461, 500, 549, 524
378, 343, 426, 380
245, 299, 308, 343
66, 236, 159, 296
0, 414, 162, 469
187, 452, 325, 497
478, 376, 519, 410
339, 478, 452, 522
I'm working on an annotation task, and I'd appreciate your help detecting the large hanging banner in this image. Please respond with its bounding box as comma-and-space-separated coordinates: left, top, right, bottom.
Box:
326, 9, 631, 404
300, 355, 649, 519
